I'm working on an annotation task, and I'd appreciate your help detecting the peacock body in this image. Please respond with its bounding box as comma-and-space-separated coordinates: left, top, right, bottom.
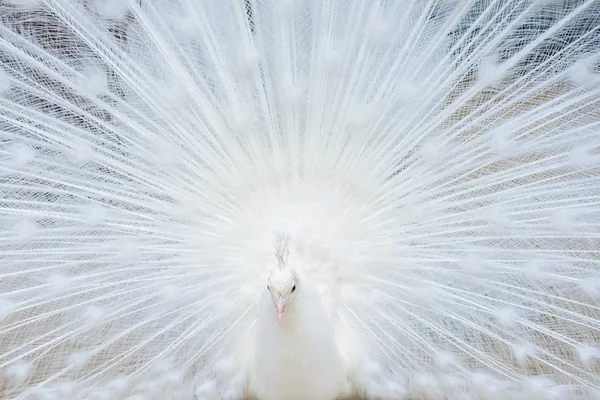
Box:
0, 0, 599, 399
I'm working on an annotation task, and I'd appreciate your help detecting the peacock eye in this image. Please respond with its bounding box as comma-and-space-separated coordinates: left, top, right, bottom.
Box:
291, 285, 296, 293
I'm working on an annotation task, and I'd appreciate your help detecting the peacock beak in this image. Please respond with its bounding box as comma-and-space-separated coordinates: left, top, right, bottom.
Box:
275, 296, 286, 325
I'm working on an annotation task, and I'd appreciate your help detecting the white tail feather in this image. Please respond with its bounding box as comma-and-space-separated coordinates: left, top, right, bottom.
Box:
0, 0, 599, 399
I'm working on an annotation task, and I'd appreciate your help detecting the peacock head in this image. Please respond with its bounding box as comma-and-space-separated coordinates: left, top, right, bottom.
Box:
267, 267, 297, 325
267, 232, 297, 325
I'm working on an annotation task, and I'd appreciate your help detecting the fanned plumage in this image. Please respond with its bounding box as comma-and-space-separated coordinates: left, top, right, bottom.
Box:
1, 0, 599, 399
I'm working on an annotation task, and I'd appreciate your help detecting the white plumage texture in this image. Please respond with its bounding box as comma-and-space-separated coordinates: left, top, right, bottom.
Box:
0, 0, 599, 399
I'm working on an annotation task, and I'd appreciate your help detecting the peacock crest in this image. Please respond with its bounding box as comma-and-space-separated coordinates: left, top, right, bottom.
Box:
273, 232, 291, 271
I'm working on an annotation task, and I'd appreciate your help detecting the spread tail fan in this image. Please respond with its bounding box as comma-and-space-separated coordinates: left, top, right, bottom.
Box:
1, 0, 599, 399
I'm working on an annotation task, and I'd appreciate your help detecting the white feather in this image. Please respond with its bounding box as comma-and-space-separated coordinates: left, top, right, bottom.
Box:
252, 278, 348, 400
0, 0, 599, 399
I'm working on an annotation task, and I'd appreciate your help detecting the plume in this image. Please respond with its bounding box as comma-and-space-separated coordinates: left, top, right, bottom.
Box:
0, 0, 599, 399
